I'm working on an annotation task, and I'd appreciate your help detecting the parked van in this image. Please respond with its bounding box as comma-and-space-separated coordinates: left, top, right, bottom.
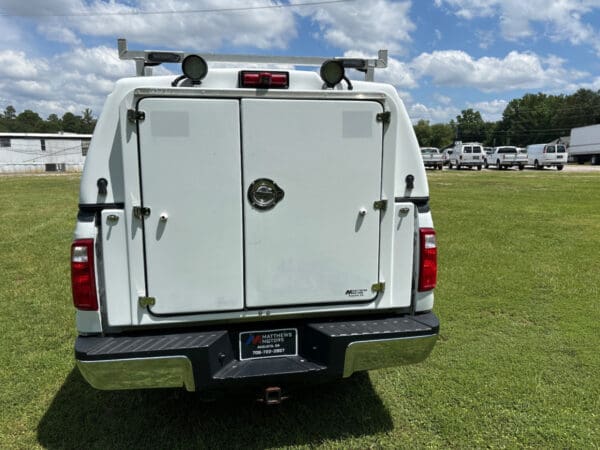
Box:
448, 141, 484, 170
71, 39, 439, 399
526, 143, 567, 170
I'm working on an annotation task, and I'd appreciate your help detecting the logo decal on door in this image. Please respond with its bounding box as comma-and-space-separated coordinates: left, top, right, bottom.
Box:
345, 288, 368, 297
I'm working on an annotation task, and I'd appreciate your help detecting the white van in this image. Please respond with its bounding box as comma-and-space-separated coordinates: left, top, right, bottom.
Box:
448, 141, 484, 170
71, 39, 439, 400
526, 143, 567, 170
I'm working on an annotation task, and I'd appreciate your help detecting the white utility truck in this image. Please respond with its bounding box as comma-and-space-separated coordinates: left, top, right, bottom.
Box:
486, 146, 527, 170
569, 124, 600, 165
420, 147, 443, 170
71, 40, 439, 402
526, 143, 567, 170
448, 141, 484, 170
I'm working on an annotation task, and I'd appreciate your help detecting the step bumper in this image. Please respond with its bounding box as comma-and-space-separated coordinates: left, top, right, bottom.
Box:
75, 312, 439, 392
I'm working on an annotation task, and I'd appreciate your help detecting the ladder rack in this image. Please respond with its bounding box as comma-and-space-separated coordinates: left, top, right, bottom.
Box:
117, 38, 387, 81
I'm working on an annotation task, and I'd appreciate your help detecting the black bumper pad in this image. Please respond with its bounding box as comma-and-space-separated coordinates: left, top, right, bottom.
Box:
76, 312, 439, 389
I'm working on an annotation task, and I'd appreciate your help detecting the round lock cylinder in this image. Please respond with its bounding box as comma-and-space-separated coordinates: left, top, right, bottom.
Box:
247, 179, 285, 210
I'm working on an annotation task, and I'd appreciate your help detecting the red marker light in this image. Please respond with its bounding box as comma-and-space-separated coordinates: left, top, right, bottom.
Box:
239, 71, 289, 89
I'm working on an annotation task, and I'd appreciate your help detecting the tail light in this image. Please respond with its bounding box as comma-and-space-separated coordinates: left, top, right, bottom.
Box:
71, 239, 98, 310
418, 228, 437, 291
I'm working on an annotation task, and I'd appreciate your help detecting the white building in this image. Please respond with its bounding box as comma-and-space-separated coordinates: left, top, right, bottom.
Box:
0, 132, 92, 173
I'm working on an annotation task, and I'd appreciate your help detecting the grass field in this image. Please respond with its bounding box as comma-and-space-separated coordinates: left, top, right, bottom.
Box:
0, 171, 599, 449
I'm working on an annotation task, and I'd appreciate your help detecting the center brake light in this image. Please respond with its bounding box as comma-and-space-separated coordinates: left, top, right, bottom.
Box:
418, 228, 437, 292
239, 71, 289, 89
71, 239, 98, 311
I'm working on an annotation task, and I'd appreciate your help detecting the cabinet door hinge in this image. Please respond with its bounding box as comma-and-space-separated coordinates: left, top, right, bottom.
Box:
373, 199, 388, 211
138, 296, 156, 308
128, 109, 145, 123
376, 111, 391, 123
133, 206, 151, 220
371, 282, 385, 293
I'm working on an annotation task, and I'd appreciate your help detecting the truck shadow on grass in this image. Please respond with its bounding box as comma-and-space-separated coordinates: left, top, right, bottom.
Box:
37, 369, 392, 449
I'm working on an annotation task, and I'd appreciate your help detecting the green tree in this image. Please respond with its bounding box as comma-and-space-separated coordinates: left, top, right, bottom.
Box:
429, 123, 455, 148
413, 119, 432, 147
0, 105, 17, 131
15, 110, 43, 132
80, 108, 96, 133
3, 105, 16, 120
62, 112, 81, 133
40, 113, 62, 133
456, 109, 485, 142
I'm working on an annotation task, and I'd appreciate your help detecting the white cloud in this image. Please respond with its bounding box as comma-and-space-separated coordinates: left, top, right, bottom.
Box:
0, 46, 137, 117
343, 51, 417, 89
0, 17, 26, 51
435, 0, 600, 54
466, 99, 508, 121
0, 50, 49, 79
410, 50, 587, 92
305, 0, 415, 54
408, 103, 459, 124
37, 23, 81, 45
433, 93, 452, 105
0, 0, 298, 51
475, 29, 495, 49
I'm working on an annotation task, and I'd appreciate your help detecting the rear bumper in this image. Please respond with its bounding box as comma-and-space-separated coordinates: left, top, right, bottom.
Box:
75, 312, 439, 392
456, 160, 482, 166
499, 161, 525, 166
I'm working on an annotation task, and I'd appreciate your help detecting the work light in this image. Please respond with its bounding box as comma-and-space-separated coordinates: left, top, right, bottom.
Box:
320, 60, 345, 87
182, 54, 208, 84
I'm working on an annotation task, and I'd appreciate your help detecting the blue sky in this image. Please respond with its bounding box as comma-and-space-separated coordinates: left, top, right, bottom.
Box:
1, 0, 600, 123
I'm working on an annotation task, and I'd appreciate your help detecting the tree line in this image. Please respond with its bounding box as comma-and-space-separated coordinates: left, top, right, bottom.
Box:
0, 105, 97, 134
414, 88, 600, 149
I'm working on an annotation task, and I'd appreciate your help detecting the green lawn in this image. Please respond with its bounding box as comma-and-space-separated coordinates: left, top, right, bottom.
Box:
0, 171, 598, 449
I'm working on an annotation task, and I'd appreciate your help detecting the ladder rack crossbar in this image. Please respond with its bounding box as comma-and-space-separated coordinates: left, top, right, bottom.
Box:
118, 38, 387, 81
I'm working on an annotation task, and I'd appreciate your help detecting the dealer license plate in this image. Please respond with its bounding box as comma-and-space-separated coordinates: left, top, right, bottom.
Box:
239, 328, 298, 360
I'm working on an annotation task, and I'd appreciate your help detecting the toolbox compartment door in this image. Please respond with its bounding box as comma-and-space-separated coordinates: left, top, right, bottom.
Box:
241, 99, 384, 308
137, 98, 244, 314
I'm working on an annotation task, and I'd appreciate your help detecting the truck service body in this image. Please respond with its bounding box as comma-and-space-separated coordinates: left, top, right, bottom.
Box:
569, 124, 600, 165
72, 40, 439, 395
420, 147, 443, 170
486, 146, 527, 170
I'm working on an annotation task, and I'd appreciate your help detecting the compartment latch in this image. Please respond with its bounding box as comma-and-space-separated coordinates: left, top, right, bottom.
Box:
373, 200, 387, 211
127, 109, 145, 123
376, 111, 390, 123
138, 296, 156, 308
133, 206, 151, 220
371, 282, 385, 293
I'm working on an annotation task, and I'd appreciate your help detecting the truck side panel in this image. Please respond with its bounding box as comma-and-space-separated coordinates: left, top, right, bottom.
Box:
100, 209, 132, 326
